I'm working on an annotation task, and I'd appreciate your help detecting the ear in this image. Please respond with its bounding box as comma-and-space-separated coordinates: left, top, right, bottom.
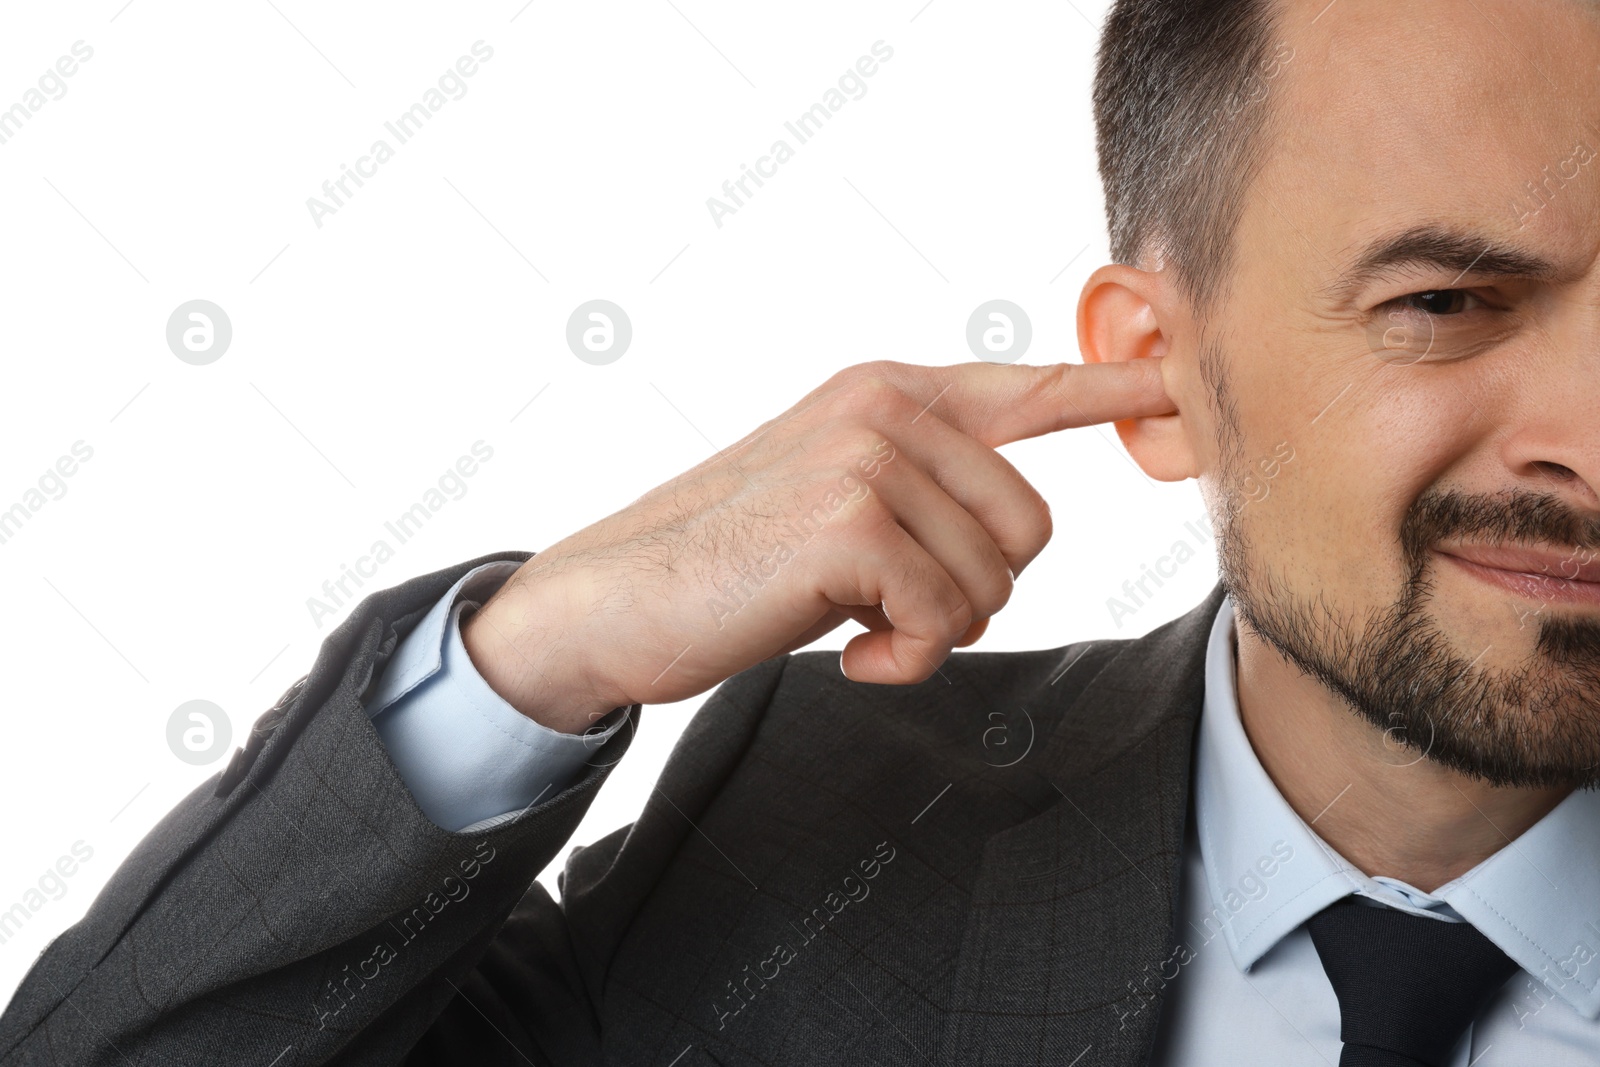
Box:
1077, 263, 1200, 482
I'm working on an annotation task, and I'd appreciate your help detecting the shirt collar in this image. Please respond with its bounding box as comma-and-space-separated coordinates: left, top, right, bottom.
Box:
1193, 593, 1600, 1018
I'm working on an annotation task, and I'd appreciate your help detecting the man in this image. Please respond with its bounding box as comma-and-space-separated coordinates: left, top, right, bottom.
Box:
4, 0, 1599, 1062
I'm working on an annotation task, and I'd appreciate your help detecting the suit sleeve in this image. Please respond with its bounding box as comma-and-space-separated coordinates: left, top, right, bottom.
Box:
0, 551, 640, 1066
365, 558, 625, 833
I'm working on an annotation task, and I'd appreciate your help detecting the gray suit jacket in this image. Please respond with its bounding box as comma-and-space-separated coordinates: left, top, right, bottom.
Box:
0, 550, 1223, 1066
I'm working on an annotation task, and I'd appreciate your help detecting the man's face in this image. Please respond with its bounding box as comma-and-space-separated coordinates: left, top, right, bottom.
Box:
1186, 0, 1600, 787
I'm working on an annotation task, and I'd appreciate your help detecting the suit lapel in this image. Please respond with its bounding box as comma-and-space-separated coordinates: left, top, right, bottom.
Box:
938, 583, 1225, 1067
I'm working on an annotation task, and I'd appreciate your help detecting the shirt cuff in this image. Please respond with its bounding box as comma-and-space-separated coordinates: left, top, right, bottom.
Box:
366, 559, 626, 833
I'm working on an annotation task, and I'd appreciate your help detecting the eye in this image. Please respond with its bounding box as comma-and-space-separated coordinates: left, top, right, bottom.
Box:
1365, 289, 1499, 364
1393, 289, 1483, 316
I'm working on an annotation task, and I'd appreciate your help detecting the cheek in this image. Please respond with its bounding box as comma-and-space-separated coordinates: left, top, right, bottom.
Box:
1227, 356, 1483, 590
1328, 352, 1506, 513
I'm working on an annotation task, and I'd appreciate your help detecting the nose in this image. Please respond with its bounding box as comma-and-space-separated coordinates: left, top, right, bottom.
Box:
1494, 303, 1600, 516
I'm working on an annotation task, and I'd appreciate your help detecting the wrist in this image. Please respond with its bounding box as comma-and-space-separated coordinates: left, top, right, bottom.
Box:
460, 569, 626, 735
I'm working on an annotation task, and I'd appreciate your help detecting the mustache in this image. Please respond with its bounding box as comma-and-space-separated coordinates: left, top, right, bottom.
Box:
1401, 489, 1600, 573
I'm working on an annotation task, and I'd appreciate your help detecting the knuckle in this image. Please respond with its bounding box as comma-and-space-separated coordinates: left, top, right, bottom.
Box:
851, 487, 895, 531
831, 423, 890, 460
1019, 488, 1054, 550
1022, 362, 1072, 408
936, 590, 974, 641
990, 482, 1052, 560
853, 358, 912, 380
852, 376, 904, 414
894, 551, 971, 645
823, 361, 885, 394
827, 366, 911, 417
1043, 361, 1073, 392
817, 427, 896, 485
959, 530, 1015, 619
827, 485, 894, 543
973, 567, 1015, 618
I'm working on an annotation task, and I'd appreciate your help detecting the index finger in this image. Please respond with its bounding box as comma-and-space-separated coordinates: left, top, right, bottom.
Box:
877, 358, 1176, 448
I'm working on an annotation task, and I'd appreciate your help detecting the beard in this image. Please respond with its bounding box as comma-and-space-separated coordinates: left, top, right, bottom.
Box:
1201, 340, 1600, 790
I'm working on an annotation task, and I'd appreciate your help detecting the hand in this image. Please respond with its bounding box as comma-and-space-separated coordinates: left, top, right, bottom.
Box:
461, 358, 1174, 734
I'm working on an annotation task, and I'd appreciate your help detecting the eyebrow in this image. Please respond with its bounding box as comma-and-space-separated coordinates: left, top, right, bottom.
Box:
1321, 225, 1562, 304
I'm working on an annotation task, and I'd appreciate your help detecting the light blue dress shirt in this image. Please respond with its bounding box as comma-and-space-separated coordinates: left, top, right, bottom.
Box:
1149, 594, 1600, 1064
366, 560, 624, 833
369, 571, 1600, 1061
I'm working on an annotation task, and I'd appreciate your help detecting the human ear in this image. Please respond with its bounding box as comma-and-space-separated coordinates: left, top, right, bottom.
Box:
1076, 263, 1200, 482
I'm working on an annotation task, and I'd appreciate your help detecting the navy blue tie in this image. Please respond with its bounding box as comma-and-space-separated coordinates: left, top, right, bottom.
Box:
1307, 896, 1520, 1066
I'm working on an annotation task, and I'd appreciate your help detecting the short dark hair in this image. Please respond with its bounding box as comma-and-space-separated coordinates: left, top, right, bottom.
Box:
1093, 0, 1287, 312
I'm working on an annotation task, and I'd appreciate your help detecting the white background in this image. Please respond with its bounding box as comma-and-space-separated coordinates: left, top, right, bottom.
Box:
0, 0, 1215, 1006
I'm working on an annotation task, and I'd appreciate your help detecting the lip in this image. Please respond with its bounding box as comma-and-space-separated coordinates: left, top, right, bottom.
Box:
1436, 542, 1600, 606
